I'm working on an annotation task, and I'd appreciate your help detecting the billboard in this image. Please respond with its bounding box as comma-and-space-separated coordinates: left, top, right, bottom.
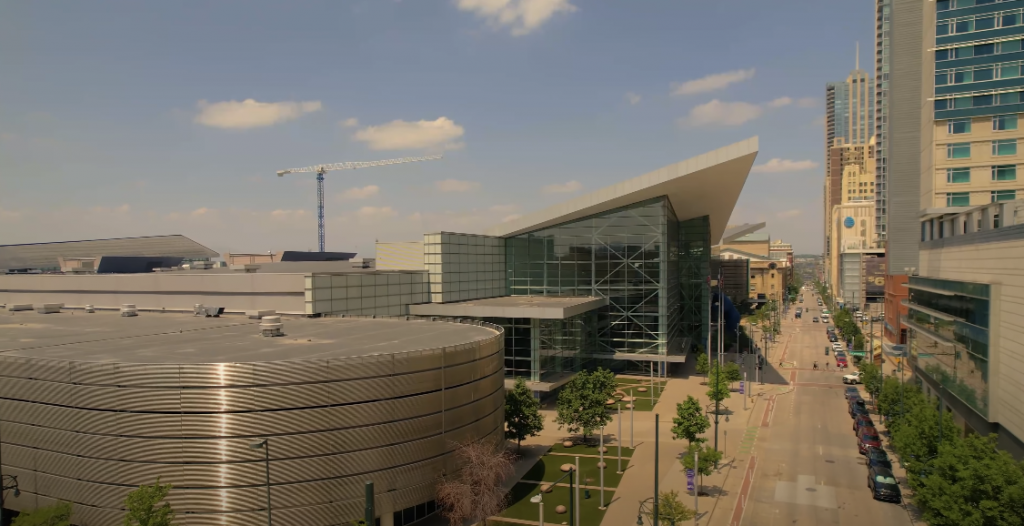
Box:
865, 255, 886, 297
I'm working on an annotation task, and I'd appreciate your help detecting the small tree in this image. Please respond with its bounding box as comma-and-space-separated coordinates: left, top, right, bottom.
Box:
705, 361, 731, 405
555, 368, 615, 443
723, 362, 742, 387
12, 502, 72, 526
436, 439, 514, 526
694, 352, 710, 381
680, 443, 722, 488
505, 378, 544, 454
671, 395, 710, 446
642, 490, 695, 524
123, 478, 174, 526
858, 362, 882, 401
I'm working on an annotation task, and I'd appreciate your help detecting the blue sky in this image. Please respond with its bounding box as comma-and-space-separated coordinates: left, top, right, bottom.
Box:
0, 0, 874, 255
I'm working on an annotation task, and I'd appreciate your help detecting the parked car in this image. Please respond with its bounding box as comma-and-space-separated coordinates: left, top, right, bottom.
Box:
857, 424, 879, 440
844, 386, 860, 400
849, 399, 868, 418
867, 466, 902, 503
858, 430, 882, 454
836, 352, 849, 369
843, 371, 864, 384
812, 317, 819, 323
865, 446, 893, 470
853, 414, 874, 432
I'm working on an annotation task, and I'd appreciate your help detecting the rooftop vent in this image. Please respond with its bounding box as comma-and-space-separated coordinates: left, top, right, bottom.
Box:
120, 304, 138, 317
247, 309, 276, 320
34, 303, 62, 314
193, 305, 225, 317
85, 305, 95, 313
260, 315, 284, 337
8, 304, 33, 312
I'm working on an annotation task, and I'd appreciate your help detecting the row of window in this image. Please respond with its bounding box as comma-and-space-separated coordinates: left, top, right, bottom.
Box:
945, 139, 1018, 158
938, 8, 1023, 36
935, 61, 1024, 85
946, 114, 1018, 133
945, 165, 1018, 183
936, 39, 1023, 61
934, 91, 1024, 110
946, 189, 1018, 206
938, 0, 1014, 12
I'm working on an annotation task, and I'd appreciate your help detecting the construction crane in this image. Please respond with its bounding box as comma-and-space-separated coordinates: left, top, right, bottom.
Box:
276, 155, 442, 252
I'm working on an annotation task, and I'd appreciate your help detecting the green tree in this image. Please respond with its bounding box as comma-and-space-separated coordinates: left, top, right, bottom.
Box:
642, 490, 696, 524
723, 362, 742, 386
11, 502, 72, 526
858, 362, 882, 401
890, 401, 962, 488
853, 333, 865, 352
705, 361, 731, 405
680, 443, 722, 488
694, 352, 710, 380
123, 478, 174, 526
671, 395, 710, 447
913, 433, 1024, 526
554, 368, 616, 443
505, 378, 544, 454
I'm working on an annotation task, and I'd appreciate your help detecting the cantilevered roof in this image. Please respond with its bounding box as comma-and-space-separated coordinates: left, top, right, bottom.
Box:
484, 137, 758, 244
722, 222, 766, 243
0, 235, 218, 271
409, 296, 607, 320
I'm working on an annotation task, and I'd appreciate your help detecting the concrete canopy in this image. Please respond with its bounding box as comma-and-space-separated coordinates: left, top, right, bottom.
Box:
484, 137, 758, 243
722, 222, 767, 243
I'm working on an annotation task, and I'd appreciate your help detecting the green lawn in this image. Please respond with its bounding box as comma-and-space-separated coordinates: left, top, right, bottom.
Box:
523, 455, 626, 488
500, 482, 612, 526
614, 377, 668, 386
548, 442, 635, 458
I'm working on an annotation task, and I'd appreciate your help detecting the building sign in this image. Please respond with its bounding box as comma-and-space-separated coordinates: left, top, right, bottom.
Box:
864, 255, 886, 296
844, 217, 855, 228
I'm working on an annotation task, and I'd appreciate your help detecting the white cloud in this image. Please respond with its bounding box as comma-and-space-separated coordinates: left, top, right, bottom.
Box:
340, 117, 360, 127
194, 99, 322, 129
435, 179, 481, 192
751, 158, 819, 173
353, 117, 465, 151
797, 97, 817, 108
777, 209, 802, 218
671, 69, 755, 96
767, 97, 792, 108
625, 92, 642, 105
456, 0, 577, 36
356, 206, 398, 220
502, 214, 522, 222
542, 180, 583, 194
680, 100, 763, 127
191, 207, 210, 217
340, 185, 380, 200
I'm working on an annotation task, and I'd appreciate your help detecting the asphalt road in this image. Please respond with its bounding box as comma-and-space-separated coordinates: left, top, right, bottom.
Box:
739, 291, 914, 526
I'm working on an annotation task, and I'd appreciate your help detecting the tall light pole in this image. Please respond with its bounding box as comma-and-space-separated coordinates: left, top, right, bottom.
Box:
617, 403, 624, 474
531, 494, 544, 526
250, 438, 272, 526
1, 474, 21, 526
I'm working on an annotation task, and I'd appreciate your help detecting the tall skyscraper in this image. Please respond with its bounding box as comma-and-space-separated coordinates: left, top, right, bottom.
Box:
875, 0, 891, 243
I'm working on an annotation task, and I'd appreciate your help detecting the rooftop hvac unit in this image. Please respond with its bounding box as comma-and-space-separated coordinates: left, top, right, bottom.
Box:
8, 304, 33, 312
259, 315, 284, 337
85, 305, 95, 313
34, 303, 62, 314
247, 310, 276, 319
120, 304, 138, 317
193, 305, 225, 317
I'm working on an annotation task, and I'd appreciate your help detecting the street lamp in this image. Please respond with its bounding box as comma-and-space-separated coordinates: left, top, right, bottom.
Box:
530, 493, 544, 526
250, 438, 272, 526
1, 474, 21, 526
636, 496, 655, 526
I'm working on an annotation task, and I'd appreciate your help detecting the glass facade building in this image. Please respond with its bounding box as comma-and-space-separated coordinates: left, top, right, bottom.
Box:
876, 0, 891, 241
907, 276, 991, 418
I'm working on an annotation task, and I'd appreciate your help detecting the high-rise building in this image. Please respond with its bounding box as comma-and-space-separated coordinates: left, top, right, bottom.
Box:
930, 0, 1024, 208
875, 0, 892, 243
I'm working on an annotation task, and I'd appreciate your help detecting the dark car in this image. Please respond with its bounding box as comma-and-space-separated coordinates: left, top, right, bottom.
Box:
867, 466, 902, 503
865, 446, 893, 470
853, 414, 874, 432
858, 431, 882, 454
812, 316, 819, 323
849, 400, 869, 418
844, 386, 860, 400
829, 334, 839, 342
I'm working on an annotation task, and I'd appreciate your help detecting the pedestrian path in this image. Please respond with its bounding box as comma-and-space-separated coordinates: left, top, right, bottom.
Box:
737, 426, 759, 456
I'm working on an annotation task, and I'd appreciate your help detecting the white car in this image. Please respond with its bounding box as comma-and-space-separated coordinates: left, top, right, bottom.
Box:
832, 342, 844, 351
843, 371, 863, 384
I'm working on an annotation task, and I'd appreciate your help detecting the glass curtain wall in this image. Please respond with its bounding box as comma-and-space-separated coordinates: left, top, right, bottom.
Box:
487, 312, 595, 382
679, 216, 711, 350
506, 198, 677, 357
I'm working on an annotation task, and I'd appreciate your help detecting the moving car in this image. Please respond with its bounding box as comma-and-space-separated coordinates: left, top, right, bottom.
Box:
843, 371, 863, 384
844, 386, 860, 400
835, 351, 849, 369
867, 466, 902, 503
865, 446, 893, 470
858, 430, 882, 454
812, 316, 819, 322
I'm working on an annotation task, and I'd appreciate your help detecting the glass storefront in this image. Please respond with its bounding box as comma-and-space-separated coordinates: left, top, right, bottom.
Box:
486, 311, 596, 382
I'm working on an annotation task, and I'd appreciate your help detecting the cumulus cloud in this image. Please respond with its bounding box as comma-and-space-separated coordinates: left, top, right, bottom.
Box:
356, 206, 398, 220
797, 97, 817, 108
456, 0, 577, 36
340, 117, 360, 127
625, 92, 642, 105
671, 69, 755, 96
777, 209, 802, 218
680, 100, 763, 127
353, 117, 465, 151
194, 99, 322, 129
191, 207, 210, 217
340, 185, 380, 200
542, 180, 583, 194
751, 158, 819, 173
435, 179, 481, 192
767, 97, 792, 108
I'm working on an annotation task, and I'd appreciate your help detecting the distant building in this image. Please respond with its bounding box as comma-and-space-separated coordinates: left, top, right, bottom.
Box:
0, 235, 218, 273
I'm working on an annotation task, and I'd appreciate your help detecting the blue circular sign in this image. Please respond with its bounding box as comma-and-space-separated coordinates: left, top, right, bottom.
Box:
844, 217, 855, 228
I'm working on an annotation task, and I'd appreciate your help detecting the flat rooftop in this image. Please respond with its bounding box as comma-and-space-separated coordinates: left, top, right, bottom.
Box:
408, 295, 607, 319
0, 311, 497, 363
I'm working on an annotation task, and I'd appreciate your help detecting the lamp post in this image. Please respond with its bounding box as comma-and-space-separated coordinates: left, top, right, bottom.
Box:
530, 494, 544, 526
617, 403, 623, 474
250, 438, 272, 526
599, 426, 606, 509
1, 474, 21, 526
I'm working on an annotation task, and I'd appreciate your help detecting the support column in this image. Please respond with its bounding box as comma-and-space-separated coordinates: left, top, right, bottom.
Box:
531, 318, 542, 382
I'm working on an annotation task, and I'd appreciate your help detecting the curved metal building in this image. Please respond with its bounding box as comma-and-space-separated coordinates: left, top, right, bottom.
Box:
0, 313, 504, 526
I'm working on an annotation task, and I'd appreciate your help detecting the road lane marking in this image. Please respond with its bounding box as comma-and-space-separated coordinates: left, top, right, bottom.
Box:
730, 455, 758, 526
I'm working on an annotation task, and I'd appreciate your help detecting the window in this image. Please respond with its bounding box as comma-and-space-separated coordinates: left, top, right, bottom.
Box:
938, 0, 951, 10
976, 43, 995, 56
947, 167, 971, 183
992, 139, 1017, 156
947, 192, 971, 206
992, 165, 1017, 180
1003, 13, 1020, 27
937, 22, 950, 35
875, 475, 898, 485
956, 19, 974, 33
999, 40, 1022, 53
976, 16, 997, 31
999, 91, 1021, 105
974, 67, 994, 81
999, 63, 1020, 79
948, 119, 971, 134
954, 96, 972, 109
992, 189, 1017, 201
974, 94, 995, 106
994, 114, 1018, 130
947, 143, 971, 159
